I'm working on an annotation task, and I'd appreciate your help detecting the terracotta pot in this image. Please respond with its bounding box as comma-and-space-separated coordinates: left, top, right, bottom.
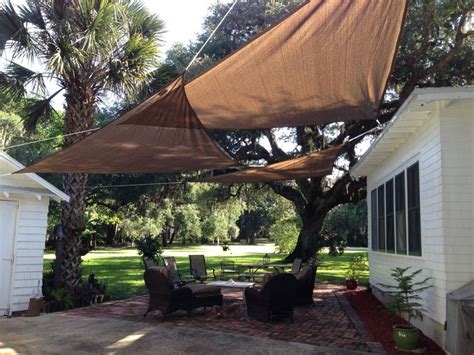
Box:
345, 278, 358, 290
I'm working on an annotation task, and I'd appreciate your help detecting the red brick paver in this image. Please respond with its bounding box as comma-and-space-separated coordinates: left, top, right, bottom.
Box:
64, 284, 372, 352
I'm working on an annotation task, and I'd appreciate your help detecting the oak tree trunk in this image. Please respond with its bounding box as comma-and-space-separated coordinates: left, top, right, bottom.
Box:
285, 210, 326, 262
57, 84, 96, 291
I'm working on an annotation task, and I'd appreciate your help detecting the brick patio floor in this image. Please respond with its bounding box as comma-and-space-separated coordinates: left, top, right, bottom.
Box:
64, 284, 376, 353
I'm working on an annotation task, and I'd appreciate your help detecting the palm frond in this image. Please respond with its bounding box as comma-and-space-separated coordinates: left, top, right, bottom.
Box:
19, 0, 46, 29
23, 90, 61, 132
125, 0, 165, 40
77, 0, 121, 54
106, 33, 159, 95
0, 1, 29, 54
2, 61, 48, 99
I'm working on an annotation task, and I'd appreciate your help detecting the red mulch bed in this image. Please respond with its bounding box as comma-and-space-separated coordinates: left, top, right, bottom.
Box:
344, 289, 445, 355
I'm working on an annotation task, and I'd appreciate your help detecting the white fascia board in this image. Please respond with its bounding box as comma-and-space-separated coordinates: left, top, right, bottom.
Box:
350, 86, 473, 179
0, 150, 69, 202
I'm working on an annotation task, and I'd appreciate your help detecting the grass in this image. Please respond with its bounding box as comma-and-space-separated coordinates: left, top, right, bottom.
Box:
44, 245, 368, 299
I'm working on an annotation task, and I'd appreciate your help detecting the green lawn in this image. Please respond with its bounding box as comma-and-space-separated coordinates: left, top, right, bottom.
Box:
44, 245, 368, 299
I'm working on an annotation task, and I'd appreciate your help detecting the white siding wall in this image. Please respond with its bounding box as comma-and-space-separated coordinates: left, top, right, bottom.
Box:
367, 100, 474, 347
10, 195, 49, 313
439, 104, 474, 291
367, 111, 447, 326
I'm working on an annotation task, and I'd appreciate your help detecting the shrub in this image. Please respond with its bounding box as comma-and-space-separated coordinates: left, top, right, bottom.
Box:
135, 234, 162, 264
379, 267, 432, 324
345, 255, 368, 280
269, 217, 301, 254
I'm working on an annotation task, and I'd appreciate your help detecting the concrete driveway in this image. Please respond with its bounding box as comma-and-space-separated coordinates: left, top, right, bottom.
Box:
0, 314, 371, 355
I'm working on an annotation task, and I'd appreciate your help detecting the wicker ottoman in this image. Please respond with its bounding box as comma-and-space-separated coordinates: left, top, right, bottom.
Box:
188, 284, 223, 308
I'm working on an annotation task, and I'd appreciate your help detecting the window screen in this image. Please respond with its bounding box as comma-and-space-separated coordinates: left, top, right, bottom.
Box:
386, 179, 395, 253
377, 185, 385, 251
371, 189, 378, 251
407, 162, 421, 256
395, 171, 407, 254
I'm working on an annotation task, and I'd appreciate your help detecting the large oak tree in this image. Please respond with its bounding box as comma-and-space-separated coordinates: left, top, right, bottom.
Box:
167, 0, 473, 260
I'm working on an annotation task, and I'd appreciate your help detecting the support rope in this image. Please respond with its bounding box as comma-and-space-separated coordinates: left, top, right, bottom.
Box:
87, 181, 183, 189
2, 127, 99, 151
185, 0, 239, 71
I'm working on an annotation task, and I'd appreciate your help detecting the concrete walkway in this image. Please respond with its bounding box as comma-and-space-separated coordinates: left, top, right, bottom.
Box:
0, 314, 371, 355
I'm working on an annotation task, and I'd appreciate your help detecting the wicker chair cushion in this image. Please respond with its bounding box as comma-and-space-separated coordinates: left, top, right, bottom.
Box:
188, 284, 221, 296
156, 266, 175, 289
295, 266, 312, 281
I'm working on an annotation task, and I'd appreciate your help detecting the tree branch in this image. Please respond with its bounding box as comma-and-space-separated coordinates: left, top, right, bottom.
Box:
267, 182, 307, 214
263, 129, 288, 160
399, 5, 473, 101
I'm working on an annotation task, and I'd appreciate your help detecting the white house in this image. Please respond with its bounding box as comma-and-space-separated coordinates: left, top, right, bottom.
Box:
0, 150, 69, 316
351, 87, 473, 349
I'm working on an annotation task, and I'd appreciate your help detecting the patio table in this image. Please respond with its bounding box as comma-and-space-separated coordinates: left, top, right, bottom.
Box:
238, 263, 267, 281
239, 263, 294, 279
269, 263, 293, 273
207, 280, 255, 289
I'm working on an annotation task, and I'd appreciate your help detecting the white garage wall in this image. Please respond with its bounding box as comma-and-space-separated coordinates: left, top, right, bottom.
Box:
439, 104, 474, 291
10, 195, 50, 313
366, 99, 474, 347
367, 108, 446, 321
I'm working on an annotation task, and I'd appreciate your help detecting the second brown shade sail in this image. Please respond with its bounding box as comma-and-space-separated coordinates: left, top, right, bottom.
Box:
198, 146, 342, 183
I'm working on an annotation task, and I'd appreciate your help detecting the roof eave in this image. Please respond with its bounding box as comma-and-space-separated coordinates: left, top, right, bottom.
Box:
0, 150, 70, 202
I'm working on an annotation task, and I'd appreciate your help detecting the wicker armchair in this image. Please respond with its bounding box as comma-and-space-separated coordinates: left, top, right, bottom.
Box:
143, 268, 194, 318
143, 258, 156, 270
294, 264, 317, 306
245, 273, 297, 322
290, 258, 303, 274
164, 256, 194, 286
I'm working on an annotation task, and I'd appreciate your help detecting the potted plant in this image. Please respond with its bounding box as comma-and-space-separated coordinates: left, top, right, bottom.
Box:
135, 234, 162, 267
379, 267, 432, 351
345, 255, 367, 290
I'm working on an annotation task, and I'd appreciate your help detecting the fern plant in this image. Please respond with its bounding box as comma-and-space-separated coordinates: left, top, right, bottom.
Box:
379, 267, 432, 324
135, 234, 162, 264
345, 255, 368, 280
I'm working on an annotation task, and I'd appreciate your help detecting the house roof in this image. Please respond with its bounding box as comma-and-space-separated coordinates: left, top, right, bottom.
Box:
0, 150, 69, 202
350, 86, 474, 178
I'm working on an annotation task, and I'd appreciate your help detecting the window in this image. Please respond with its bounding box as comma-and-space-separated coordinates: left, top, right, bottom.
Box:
407, 162, 421, 256
385, 179, 395, 253
371, 189, 378, 251
370, 161, 421, 257
377, 185, 385, 251
395, 172, 407, 254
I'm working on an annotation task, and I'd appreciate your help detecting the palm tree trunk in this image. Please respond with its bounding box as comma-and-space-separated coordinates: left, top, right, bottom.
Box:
58, 85, 96, 291
60, 173, 88, 289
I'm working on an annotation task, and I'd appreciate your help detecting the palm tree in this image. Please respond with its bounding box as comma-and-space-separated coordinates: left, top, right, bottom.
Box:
0, 0, 165, 290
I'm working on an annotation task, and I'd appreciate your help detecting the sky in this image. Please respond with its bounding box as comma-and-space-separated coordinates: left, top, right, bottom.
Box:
2, 0, 229, 106
144, 0, 232, 53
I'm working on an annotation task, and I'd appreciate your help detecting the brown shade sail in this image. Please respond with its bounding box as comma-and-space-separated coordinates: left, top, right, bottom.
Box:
198, 146, 342, 183
18, 0, 407, 175
186, 0, 408, 129
18, 76, 238, 174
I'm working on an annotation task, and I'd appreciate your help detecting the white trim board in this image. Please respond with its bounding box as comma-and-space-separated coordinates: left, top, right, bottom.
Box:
0, 151, 69, 202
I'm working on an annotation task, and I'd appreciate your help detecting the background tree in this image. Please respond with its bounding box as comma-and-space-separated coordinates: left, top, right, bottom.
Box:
166, 0, 473, 260
0, 0, 165, 290
321, 201, 368, 255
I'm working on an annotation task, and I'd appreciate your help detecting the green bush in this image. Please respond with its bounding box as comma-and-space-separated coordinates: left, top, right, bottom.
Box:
379, 267, 432, 324
135, 234, 162, 264
345, 255, 368, 280
269, 217, 301, 254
